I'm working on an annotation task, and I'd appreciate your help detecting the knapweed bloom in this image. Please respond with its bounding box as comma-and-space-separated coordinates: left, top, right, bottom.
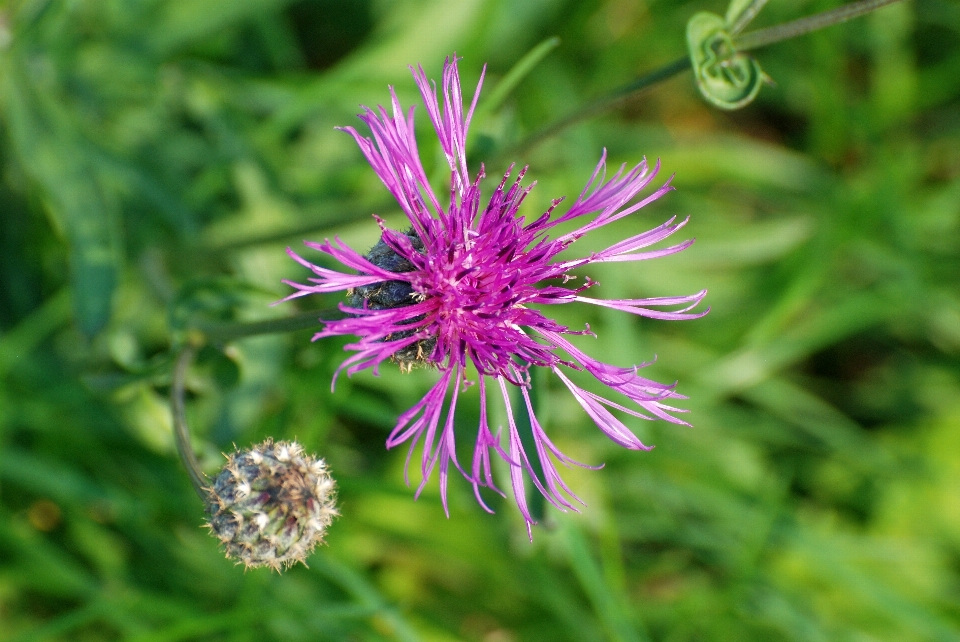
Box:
284, 57, 707, 536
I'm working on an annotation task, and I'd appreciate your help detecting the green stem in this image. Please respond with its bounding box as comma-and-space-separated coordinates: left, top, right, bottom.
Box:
194, 308, 338, 344
506, 56, 690, 157
728, 0, 770, 35
172, 307, 336, 500
204, 205, 377, 253
169, 308, 336, 495
501, 0, 904, 155
734, 0, 905, 51
171, 346, 208, 500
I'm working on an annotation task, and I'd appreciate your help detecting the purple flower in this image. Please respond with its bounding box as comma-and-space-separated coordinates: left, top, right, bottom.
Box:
284, 56, 707, 536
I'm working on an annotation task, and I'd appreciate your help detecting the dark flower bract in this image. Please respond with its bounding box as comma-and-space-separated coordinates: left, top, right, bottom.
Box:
284, 56, 707, 536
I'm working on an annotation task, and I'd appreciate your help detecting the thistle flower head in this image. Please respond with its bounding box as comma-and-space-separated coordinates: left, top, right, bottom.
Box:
283, 56, 707, 537
204, 439, 338, 570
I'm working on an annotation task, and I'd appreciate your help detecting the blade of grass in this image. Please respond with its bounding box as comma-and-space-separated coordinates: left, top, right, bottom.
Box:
473, 36, 561, 122
563, 523, 650, 642
311, 555, 421, 642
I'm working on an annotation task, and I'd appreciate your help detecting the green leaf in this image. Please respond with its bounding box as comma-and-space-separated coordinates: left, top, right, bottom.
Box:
197, 345, 241, 390
0, 289, 71, 377
3, 64, 121, 337
67, 229, 118, 337
168, 277, 275, 339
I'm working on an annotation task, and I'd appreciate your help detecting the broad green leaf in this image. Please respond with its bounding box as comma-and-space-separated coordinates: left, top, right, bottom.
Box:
3, 64, 121, 336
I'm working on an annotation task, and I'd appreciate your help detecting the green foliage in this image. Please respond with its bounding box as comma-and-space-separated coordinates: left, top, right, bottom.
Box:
1, 0, 959, 640
687, 11, 766, 109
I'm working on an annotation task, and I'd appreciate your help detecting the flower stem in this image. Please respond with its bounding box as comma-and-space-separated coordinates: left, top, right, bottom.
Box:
171, 346, 208, 500
729, 0, 771, 36
203, 204, 377, 253
170, 309, 342, 492
169, 309, 337, 496
194, 309, 337, 344
507, 56, 690, 157
734, 0, 905, 51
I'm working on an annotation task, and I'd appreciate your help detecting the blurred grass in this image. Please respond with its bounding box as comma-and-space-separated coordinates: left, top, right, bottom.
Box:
1, 0, 960, 640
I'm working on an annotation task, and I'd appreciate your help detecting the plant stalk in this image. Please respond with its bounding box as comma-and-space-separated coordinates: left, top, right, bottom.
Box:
734, 0, 905, 51
507, 56, 690, 158
195, 309, 337, 344
171, 346, 208, 500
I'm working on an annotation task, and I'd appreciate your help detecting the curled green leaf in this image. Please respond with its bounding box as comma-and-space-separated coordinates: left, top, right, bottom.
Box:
687, 11, 766, 110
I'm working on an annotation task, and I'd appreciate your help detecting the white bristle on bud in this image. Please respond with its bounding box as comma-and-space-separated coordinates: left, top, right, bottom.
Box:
204, 439, 339, 571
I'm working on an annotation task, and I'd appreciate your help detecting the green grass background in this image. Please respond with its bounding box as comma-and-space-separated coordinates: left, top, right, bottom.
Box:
2, 0, 960, 640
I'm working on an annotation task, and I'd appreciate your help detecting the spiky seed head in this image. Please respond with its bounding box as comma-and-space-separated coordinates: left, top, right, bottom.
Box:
203, 439, 338, 571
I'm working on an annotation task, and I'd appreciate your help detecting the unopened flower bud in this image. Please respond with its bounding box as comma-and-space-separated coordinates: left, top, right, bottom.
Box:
204, 439, 338, 571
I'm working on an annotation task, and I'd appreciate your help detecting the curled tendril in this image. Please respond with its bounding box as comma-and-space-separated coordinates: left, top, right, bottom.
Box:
687, 11, 768, 110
